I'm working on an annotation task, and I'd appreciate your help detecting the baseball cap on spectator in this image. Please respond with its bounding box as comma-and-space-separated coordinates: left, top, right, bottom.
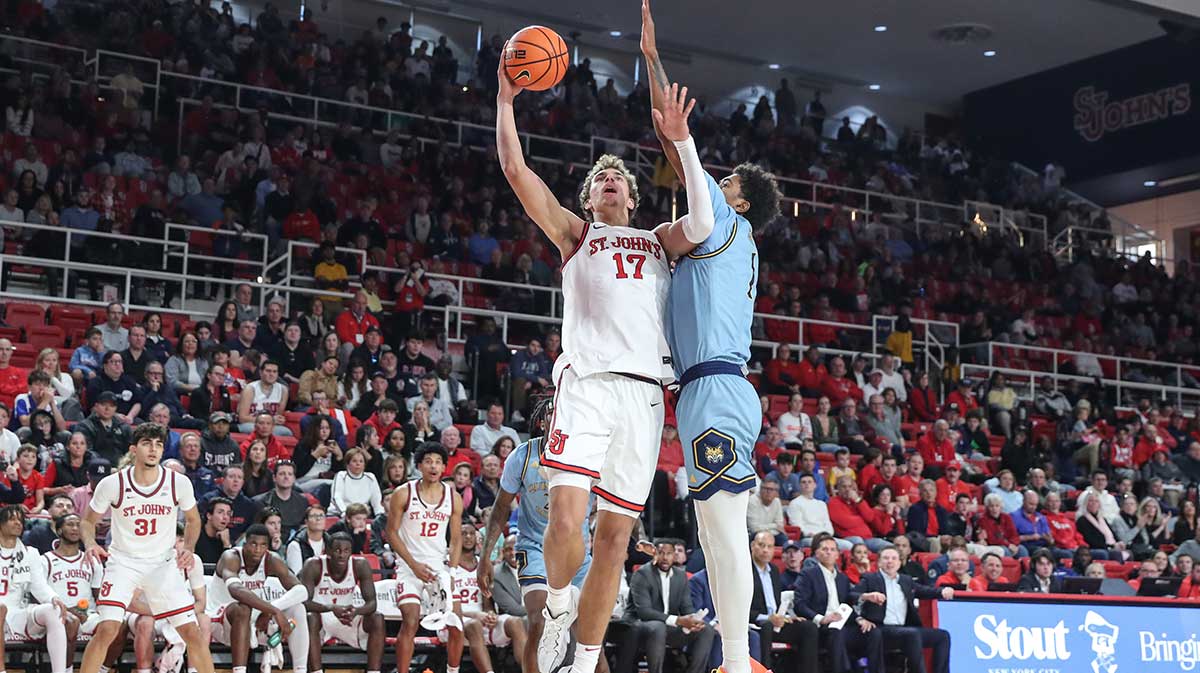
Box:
947, 402, 961, 412
868, 369, 883, 378
946, 460, 963, 471
371, 370, 389, 380
366, 326, 382, 335
323, 353, 340, 362
783, 540, 802, 552
89, 460, 113, 478
95, 391, 119, 406
210, 412, 232, 424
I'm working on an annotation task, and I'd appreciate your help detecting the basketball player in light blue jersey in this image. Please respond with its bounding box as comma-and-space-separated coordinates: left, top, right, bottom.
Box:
642, 5, 783, 673
478, 396, 602, 673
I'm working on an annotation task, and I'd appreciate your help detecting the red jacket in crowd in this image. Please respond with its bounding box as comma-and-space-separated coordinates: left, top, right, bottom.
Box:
1044, 511, 1085, 550
935, 477, 975, 511
764, 357, 804, 392
828, 495, 877, 540
822, 376, 862, 408
976, 511, 1020, 548
917, 433, 956, 470
0, 364, 25, 410
797, 360, 828, 392
335, 310, 381, 349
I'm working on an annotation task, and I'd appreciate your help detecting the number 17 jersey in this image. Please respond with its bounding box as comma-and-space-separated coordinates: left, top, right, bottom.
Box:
398, 480, 452, 566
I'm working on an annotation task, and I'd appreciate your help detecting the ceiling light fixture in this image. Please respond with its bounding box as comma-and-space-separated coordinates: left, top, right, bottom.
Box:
874, 25, 888, 32
1144, 180, 1158, 187
609, 30, 622, 37
983, 50, 996, 57
868, 84, 881, 91
768, 63, 781, 70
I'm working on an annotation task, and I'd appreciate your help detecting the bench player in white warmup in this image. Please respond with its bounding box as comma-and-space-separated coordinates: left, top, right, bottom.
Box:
385, 443, 465, 673
0, 505, 71, 673
43, 513, 105, 668
452, 522, 528, 673
206, 524, 310, 673
79, 422, 216, 673
497, 53, 676, 673
299, 532, 385, 673
125, 525, 209, 673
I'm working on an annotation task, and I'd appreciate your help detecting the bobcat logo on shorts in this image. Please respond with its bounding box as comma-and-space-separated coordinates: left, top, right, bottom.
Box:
691, 428, 735, 477
546, 430, 569, 456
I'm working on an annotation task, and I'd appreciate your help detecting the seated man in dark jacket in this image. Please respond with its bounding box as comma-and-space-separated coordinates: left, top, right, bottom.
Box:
618, 540, 715, 673
794, 533, 882, 673
139, 360, 205, 429
856, 547, 953, 673
1017, 549, 1064, 594
749, 531, 819, 673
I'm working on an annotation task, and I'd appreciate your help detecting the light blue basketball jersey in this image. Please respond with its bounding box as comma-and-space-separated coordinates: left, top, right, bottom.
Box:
667, 172, 758, 374
499, 437, 591, 548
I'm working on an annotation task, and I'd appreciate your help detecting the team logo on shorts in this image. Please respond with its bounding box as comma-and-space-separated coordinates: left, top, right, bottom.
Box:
691, 428, 735, 479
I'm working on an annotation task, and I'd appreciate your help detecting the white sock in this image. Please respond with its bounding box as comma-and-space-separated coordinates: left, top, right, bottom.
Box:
137, 669, 151, 673
448, 667, 460, 673
569, 643, 603, 673
37, 604, 68, 673
546, 584, 572, 616
233, 666, 247, 673
99, 666, 111, 673
697, 491, 753, 673
67, 668, 74, 673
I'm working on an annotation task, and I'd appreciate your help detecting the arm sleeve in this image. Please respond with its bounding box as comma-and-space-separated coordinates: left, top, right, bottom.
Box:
672, 137, 716, 245
285, 541, 303, 574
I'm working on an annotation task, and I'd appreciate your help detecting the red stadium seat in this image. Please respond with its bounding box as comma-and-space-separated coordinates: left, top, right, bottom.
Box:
5, 302, 45, 334
26, 325, 64, 350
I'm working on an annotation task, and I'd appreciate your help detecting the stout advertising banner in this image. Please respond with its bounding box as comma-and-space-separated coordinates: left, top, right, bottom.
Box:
963, 37, 1200, 183
936, 598, 1200, 673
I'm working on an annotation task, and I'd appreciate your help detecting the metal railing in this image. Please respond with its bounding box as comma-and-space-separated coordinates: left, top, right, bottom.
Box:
960, 362, 1200, 415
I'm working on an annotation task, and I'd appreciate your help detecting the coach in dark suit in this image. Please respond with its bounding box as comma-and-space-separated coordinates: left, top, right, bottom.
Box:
624, 540, 715, 673
749, 531, 819, 673
856, 547, 953, 673
794, 533, 883, 673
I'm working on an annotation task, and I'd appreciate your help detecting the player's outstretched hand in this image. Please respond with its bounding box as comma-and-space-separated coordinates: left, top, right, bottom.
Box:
496, 45, 521, 104
477, 557, 495, 597
84, 545, 109, 566
650, 83, 695, 143
640, 0, 658, 56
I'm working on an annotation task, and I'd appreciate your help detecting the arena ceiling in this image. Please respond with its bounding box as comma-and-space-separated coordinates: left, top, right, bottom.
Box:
435, 0, 1180, 106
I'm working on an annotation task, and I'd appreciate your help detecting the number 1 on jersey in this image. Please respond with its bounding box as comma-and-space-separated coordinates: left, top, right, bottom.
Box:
613, 253, 646, 280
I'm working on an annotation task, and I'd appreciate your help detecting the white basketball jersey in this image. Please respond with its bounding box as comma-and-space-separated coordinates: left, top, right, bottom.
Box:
246, 381, 286, 417
206, 548, 269, 613
558, 222, 673, 383
398, 480, 451, 566
89, 467, 196, 561
44, 548, 102, 606
313, 556, 360, 607
450, 563, 482, 612
0, 541, 42, 610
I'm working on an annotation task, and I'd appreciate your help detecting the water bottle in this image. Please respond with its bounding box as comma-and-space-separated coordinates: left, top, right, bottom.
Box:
265, 618, 295, 647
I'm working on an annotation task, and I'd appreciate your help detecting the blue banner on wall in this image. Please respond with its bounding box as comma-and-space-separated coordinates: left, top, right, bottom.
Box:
936, 599, 1200, 673
963, 37, 1200, 184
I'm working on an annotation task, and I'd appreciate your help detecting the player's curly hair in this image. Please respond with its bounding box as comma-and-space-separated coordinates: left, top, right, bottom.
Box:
132, 421, 168, 445
734, 162, 782, 229
578, 154, 640, 222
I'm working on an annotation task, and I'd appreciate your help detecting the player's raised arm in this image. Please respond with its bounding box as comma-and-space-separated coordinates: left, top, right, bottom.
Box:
352, 558, 377, 616
495, 57, 584, 258
641, 0, 686, 186
652, 83, 714, 258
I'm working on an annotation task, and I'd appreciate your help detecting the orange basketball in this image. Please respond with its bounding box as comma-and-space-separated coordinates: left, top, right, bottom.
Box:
504, 26, 570, 91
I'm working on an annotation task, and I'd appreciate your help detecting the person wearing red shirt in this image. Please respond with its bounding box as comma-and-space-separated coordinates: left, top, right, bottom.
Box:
656, 421, 685, 499
440, 425, 480, 476
945, 380, 979, 417
890, 452, 924, 506
967, 553, 1007, 592
1132, 424, 1169, 470
909, 371, 940, 423
917, 420, 957, 475
365, 401, 403, 444
1180, 565, 1200, 600
858, 450, 884, 494
935, 546, 973, 587
12, 445, 43, 513
239, 416, 291, 463
827, 476, 889, 551
764, 343, 804, 395
975, 493, 1026, 558
821, 357, 862, 408
935, 461, 976, 511
335, 292, 382, 354
797, 346, 829, 396
754, 427, 785, 476
0, 339, 26, 411
283, 208, 321, 241
764, 300, 802, 344
864, 455, 898, 496
1042, 491, 1087, 555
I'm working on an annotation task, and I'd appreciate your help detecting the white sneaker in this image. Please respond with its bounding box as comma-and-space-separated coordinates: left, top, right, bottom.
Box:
537, 585, 580, 673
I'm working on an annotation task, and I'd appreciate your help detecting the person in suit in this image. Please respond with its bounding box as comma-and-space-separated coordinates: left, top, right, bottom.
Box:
1017, 548, 1064, 594
689, 567, 760, 672
856, 547, 953, 673
624, 540, 715, 673
749, 531, 820, 672
794, 533, 883, 673
491, 534, 528, 617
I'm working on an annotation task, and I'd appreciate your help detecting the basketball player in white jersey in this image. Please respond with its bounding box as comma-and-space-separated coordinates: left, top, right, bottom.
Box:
453, 522, 527, 673
0, 505, 71, 673
299, 532, 385, 673
43, 513, 105, 670
385, 443, 464, 673
125, 525, 208, 673
207, 524, 310, 673
497, 54, 673, 673
79, 423, 215, 673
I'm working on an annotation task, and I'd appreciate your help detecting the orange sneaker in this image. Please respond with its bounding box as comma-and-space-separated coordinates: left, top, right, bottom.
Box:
717, 659, 773, 673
